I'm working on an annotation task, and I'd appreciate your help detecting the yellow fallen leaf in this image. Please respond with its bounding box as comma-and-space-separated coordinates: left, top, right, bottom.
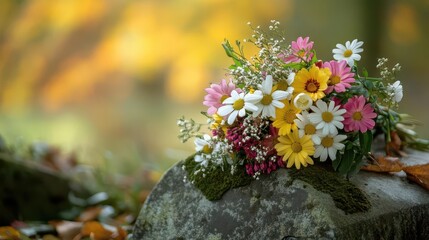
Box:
403, 163, 429, 191
361, 156, 403, 173
0, 227, 21, 240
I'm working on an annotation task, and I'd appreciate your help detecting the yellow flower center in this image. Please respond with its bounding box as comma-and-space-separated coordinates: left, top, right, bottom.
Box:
298, 50, 306, 58
329, 75, 341, 85
202, 144, 213, 154
233, 99, 244, 110
352, 111, 363, 121
284, 110, 296, 124
305, 79, 320, 93
261, 94, 273, 106
321, 136, 334, 148
304, 124, 316, 135
344, 49, 353, 58
276, 80, 288, 91
322, 112, 334, 123
220, 95, 229, 104
291, 142, 302, 153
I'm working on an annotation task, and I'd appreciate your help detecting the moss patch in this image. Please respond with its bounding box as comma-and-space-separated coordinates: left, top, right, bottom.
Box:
183, 155, 253, 201
288, 165, 371, 214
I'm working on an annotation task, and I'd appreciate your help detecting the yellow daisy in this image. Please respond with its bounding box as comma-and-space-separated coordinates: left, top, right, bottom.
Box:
272, 100, 301, 135
292, 65, 330, 101
275, 131, 315, 169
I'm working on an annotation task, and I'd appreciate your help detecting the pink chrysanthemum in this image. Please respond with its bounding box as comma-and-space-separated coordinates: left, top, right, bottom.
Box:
203, 79, 240, 115
282, 37, 314, 63
323, 60, 355, 94
343, 96, 377, 133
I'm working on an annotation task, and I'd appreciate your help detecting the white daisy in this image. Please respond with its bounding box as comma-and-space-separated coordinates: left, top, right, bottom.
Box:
294, 111, 322, 145
308, 100, 346, 135
314, 134, 347, 162
218, 90, 258, 125
194, 134, 213, 167
293, 93, 313, 110
250, 75, 290, 118
387, 80, 403, 103
333, 39, 364, 67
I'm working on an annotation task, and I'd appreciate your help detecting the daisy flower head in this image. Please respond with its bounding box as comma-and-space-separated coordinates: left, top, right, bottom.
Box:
194, 134, 214, 167
251, 75, 291, 118
387, 80, 403, 103
275, 131, 315, 169
203, 79, 240, 115
217, 90, 258, 125
308, 100, 346, 135
293, 93, 313, 111
283, 37, 314, 63
314, 134, 347, 162
333, 39, 364, 67
292, 65, 330, 101
294, 111, 321, 145
343, 96, 377, 133
272, 100, 301, 135
323, 60, 355, 94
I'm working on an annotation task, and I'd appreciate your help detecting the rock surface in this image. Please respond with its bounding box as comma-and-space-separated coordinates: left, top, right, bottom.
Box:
132, 150, 429, 240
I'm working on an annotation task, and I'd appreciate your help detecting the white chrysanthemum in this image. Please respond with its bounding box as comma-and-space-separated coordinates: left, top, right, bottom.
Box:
194, 134, 213, 167
294, 111, 321, 145
387, 80, 403, 103
250, 75, 290, 118
314, 134, 347, 162
218, 90, 258, 125
293, 93, 313, 110
333, 39, 364, 67
308, 100, 346, 135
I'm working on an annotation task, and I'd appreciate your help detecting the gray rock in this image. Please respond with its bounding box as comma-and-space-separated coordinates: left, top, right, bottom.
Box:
132, 150, 429, 240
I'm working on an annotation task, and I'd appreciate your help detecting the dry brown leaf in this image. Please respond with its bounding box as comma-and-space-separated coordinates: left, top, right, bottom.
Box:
51, 221, 82, 240
386, 131, 407, 157
0, 226, 21, 240
81, 221, 113, 240
403, 163, 429, 191
77, 206, 103, 222
361, 156, 404, 172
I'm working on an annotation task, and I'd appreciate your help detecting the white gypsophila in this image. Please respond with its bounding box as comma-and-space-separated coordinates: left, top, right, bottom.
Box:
294, 111, 321, 145
308, 100, 346, 135
249, 75, 290, 118
387, 80, 403, 103
333, 39, 364, 67
293, 93, 313, 110
218, 90, 259, 125
314, 133, 347, 162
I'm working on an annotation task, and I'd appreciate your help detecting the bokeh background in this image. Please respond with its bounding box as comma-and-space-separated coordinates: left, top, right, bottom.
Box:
0, 0, 428, 189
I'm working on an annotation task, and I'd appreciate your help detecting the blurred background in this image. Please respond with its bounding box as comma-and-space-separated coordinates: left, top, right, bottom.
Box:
0, 0, 428, 207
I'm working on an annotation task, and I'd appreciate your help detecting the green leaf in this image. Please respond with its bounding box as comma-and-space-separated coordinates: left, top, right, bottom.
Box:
359, 131, 373, 154
338, 148, 355, 174
362, 68, 368, 78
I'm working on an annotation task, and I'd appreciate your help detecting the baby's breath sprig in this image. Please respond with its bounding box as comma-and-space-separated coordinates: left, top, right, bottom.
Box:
177, 116, 204, 143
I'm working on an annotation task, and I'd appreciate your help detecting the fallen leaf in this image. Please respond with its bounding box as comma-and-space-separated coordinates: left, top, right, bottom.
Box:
0, 227, 21, 240
77, 206, 103, 222
386, 131, 407, 157
81, 221, 113, 240
361, 156, 404, 172
403, 163, 429, 191
51, 221, 82, 240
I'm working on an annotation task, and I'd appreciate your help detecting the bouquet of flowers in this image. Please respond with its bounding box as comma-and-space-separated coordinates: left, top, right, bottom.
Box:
177, 21, 428, 188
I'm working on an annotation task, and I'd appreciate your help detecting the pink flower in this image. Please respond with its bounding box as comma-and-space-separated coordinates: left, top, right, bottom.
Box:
343, 96, 377, 133
282, 37, 314, 63
323, 60, 355, 94
203, 79, 240, 115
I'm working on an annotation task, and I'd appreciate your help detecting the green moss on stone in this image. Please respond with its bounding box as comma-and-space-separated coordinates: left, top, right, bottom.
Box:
288, 164, 371, 214
183, 155, 252, 201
